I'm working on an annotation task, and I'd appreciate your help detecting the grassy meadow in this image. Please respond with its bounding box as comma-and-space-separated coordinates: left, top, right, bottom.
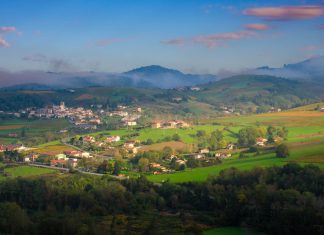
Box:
0, 118, 69, 144
0, 165, 57, 181
148, 110, 324, 183
1, 107, 324, 184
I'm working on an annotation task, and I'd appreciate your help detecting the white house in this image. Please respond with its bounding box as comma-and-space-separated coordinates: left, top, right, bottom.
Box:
106, 136, 121, 143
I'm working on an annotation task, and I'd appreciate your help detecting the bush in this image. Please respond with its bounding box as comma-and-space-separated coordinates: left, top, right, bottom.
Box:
276, 143, 290, 158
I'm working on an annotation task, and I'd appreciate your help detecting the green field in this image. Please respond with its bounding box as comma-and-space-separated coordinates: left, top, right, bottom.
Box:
148, 110, 324, 183
204, 227, 262, 235
0, 166, 57, 180
90, 124, 241, 144
0, 118, 69, 144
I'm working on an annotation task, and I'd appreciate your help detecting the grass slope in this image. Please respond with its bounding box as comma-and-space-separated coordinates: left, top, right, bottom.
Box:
148, 110, 324, 183
204, 227, 262, 235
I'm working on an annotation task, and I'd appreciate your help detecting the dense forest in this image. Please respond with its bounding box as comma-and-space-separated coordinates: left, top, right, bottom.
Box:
0, 163, 323, 235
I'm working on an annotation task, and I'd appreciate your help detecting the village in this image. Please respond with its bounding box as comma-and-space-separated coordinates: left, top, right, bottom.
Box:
0, 130, 274, 176
0, 102, 143, 130
0, 101, 289, 177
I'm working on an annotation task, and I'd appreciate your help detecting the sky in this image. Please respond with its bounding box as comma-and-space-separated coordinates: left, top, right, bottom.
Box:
0, 0, 323, 74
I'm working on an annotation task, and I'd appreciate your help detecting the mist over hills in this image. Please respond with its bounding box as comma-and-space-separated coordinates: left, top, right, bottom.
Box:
254, 56, 324, 84
0, 65, 217, 90
0, 56, 323, 90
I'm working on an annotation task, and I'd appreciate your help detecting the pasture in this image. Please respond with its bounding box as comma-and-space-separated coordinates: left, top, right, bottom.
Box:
0, 165, 57, 181
0, 118, 69, 144
148, 110, 324, 183
33, 144, 75, 155
91, 124, 240, 145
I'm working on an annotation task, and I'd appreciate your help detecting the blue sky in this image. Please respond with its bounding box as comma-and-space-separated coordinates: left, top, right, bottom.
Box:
0, 0, 323, 74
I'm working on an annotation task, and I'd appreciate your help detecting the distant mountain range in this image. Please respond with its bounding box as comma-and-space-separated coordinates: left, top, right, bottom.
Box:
254, 56, 324, 84
0, 56, 323, 90
0, 65, 218, 90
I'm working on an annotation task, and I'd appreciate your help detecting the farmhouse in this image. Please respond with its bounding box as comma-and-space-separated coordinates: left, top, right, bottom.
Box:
150, 163, 171, 174
123, 141, 137, 149
226, 144, 235, 150
64, 150, 92, 158
83, 136, 95, 143
22, 156, 31, 162
151, 122, 161, 128
215, 152, 232, 159
106, 136, 121, 143
151, 120, 190, 129
256, 137, 268, 146
67, 158, 78, 168
55, 153, 67, 160
175, 159, 186, 165
25, 154, 38, 162
109, 111, 128, 117
193, 154, 205, 160
50, 159, 67, 168
124, 121, 137, 126
199, 149, 209, 154
176, 120, 190, 128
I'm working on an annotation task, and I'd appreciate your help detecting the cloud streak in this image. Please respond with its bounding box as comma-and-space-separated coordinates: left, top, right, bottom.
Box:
244, 23, 271, 30
94, 38, 123, 47
0, 36, 10, 48
161, 38, 186, 46
243, 5, 324, 21
162, 31, 257, 48
0, 26, 17, 33
0, 25, 20, 48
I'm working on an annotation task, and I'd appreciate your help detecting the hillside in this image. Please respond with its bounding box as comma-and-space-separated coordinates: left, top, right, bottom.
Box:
255, 56, 324, 83
0, 65, 217, 90
1, 75, 324, 116
192, 75, 324, 111
124, 65, 217, 88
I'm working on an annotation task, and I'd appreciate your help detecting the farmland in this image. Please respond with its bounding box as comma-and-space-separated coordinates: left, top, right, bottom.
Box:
148, 110, 324, 183
0, 118, 69, 145
0, 165, 57, 181
2, 107, 324, 184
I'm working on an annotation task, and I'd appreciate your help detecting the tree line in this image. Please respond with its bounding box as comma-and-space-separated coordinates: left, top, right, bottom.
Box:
0, 163, 323, 234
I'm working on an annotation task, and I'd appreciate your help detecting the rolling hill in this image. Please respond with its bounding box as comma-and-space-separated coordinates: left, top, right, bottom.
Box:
1, 75, 324, 116
0, 65, 217, 90
254, 56, 324, 84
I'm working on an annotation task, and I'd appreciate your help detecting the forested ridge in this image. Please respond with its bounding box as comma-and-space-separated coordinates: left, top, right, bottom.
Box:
0, 163, 323, 234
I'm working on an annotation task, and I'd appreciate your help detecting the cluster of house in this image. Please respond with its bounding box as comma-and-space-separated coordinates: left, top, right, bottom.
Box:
123, 140, 140, 154
150, 163, 172, 175
1, 102, 102, 130
151, 120, 190, 129
269, 107, 282, 113
256, 137, 268, 147
194, 148, 233, 160
81, 135, 121, 148
0, 144, 34, 152
46, 150, 94, 168
219, 106, 236, 114
107, 106, 142, 126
